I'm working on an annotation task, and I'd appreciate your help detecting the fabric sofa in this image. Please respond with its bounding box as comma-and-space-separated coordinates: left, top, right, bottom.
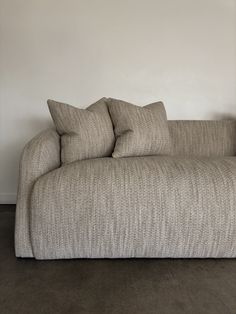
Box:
15, 120, 236, 259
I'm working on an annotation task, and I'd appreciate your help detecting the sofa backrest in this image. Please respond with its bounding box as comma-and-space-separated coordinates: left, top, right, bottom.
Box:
168, 120, 236, 156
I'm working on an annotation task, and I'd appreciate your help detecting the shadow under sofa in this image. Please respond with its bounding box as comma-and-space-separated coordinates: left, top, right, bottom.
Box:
15, 120, 236, 259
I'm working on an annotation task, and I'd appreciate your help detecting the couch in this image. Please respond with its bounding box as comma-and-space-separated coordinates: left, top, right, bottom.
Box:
15, 119, 236, 259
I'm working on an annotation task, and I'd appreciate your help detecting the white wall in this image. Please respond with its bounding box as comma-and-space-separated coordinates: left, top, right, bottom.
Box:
1, 0, 236, 203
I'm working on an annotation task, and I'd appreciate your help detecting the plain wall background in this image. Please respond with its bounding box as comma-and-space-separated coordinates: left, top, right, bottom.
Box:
1, 0, 236, 203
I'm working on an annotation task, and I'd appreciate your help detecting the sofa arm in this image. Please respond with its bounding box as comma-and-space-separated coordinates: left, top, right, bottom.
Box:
15, 128, 60, 257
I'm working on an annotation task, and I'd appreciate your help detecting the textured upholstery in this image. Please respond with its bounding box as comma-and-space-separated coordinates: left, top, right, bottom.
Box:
15, 120, 236, 259
108, 98, 171, 158
31, 156, 236, 259
168, 120, 236, 156
15, 129, 60, 257
48, 98, 115, 164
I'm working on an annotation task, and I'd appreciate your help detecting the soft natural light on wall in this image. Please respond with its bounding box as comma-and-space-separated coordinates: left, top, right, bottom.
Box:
0, 0, 236, 202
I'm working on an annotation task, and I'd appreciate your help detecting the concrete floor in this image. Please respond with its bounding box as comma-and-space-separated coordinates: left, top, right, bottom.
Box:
0, 205, 236, 314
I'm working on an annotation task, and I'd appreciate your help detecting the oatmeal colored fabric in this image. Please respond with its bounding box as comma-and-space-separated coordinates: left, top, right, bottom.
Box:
48, 98, 115, 164
15, 129, 60, 257
168, 120, 236, 156
15, 120, 236, 259
30, 156, 236, 259
108, 99, 171, 158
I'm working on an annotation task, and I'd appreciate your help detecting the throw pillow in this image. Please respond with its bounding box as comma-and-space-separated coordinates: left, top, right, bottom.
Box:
48, 98, 115, 164
107, 98, 171, 158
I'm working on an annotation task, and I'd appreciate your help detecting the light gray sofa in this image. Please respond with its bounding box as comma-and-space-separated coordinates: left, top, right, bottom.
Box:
15, 121, 236, 259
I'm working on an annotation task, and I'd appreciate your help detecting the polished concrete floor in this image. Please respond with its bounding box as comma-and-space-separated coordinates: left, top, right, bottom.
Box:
0, 204, 236, 314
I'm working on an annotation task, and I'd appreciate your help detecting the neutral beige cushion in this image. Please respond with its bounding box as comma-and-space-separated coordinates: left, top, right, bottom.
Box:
48, 98, 115, 164
31, 156, 236, 259
108, 98, 171, 158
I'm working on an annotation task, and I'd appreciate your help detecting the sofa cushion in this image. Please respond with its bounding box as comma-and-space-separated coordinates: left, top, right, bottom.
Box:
108, 98, 171, 158
48, 98, 115, 164
30, 156, 236, 259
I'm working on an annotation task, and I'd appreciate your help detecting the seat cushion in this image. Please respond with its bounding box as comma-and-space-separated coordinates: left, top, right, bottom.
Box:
30, 156, 236, 259
107, 98, 171, 158
48, 98, 115, 164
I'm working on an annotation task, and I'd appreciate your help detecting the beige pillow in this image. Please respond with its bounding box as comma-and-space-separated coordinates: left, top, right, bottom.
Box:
48, 98, 115, 164
108, 98, 171, 158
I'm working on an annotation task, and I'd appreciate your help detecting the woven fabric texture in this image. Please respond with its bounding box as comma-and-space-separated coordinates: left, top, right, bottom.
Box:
15, 120, 236, 259
108, 98, 171, 158
31, 156, 236, 259
169, 120, 236, 156
48, 98, 115, 164
15, 129, 60, 257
